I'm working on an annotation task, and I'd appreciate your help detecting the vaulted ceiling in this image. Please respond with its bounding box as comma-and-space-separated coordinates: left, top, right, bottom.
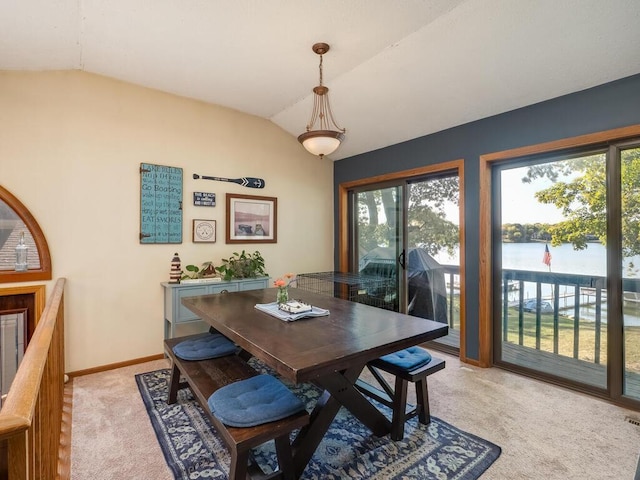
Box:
2, 0, 640, 160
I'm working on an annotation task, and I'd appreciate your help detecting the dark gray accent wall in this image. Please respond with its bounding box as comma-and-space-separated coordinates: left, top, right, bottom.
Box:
334, 73, 640, 361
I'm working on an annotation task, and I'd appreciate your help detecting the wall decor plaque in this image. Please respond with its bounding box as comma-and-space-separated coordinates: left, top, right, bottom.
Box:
193, 192, 216, 207
192, 219, 216, 243
140, 163, 183, 244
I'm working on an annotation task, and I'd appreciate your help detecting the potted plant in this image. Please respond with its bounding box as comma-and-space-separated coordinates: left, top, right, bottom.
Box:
215, 250, 267, 281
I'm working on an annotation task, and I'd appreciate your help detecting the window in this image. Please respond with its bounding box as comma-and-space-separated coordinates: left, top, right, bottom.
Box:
0, 186, 51, 283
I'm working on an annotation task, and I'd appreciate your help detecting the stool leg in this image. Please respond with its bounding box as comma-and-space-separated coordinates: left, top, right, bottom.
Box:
390, 377, 409, 441
167, 362, 181, 404
229, 448, 250, 480
274, 434, 295, 480
415, 378, 431, 425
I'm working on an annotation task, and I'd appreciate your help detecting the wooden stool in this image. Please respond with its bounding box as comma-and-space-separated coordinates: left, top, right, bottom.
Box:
165, 336, 309, 480
356, 353, 445, 441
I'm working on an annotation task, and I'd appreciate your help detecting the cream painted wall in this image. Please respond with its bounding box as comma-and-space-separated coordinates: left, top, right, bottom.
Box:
0, 71, 334, 372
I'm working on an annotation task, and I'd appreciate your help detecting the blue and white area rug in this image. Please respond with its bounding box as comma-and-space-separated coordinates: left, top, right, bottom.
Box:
135, 362, 501, 480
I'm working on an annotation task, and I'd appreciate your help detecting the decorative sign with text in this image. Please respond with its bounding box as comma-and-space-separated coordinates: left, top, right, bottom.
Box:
193, 192, 216, 207
139, 163, 183, 244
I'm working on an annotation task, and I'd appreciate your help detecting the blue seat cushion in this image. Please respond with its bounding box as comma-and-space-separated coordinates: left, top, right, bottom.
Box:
172, 333, 237, 361
379, 346, 432, 371
208, 374, 305, 427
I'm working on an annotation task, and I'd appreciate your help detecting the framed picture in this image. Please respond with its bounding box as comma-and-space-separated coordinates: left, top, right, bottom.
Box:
226, 194, 277, 244
192, 219, 216, 243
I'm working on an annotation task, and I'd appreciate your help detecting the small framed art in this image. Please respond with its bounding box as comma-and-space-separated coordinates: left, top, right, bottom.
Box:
192, 219, 216, 243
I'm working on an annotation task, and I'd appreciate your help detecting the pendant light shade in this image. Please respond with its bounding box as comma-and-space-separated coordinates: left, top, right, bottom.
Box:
298, 130, 344, 157
298, 43, 346, 159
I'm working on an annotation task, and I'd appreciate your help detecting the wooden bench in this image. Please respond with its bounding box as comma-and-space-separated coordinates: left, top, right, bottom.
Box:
356, 355, 445, 441
164, 335, 309, 480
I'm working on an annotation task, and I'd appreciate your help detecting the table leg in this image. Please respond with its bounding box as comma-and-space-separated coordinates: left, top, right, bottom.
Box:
318, 367, 391, 436
291, 364, 391, 478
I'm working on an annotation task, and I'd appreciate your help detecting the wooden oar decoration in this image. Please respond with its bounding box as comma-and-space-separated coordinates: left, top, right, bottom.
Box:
193, 174, 265, 189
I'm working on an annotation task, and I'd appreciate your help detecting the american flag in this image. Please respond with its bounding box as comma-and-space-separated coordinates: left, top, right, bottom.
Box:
542, 244, 552, 268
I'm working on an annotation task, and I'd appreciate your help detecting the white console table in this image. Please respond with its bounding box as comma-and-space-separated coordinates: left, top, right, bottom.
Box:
161, 277, 270, 339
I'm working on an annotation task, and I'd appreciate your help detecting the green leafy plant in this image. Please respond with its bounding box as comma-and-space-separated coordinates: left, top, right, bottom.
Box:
215, 250, 267, 281
181, 261, 216, 280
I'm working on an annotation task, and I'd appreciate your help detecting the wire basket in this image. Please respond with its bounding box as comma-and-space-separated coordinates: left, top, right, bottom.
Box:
296, 271, 396, 310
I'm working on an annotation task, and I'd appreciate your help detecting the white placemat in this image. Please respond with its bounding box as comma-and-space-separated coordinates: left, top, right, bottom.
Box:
255, 302, 330, 322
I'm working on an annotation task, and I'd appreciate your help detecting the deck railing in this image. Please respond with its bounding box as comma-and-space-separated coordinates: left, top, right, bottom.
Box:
438, 266, 636, 367
502, 270, 605, 362
502, 270, 640, 365
0, 278, 66, 479
358, 263, 624, 367
440, 265, 461, 330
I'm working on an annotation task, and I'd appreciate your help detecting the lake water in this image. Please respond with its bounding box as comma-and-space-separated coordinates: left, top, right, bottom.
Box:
435, 242, 640, 275
433, 242, 640, 326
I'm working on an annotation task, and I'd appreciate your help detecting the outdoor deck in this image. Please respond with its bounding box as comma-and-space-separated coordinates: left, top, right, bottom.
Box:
431, 326, 459, 350
301, 266, 640, 402
501, 342, 640, 398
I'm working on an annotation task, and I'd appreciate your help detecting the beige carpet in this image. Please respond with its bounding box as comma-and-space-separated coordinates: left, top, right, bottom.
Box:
71, 359, 173, 480
70, 353, 640, 479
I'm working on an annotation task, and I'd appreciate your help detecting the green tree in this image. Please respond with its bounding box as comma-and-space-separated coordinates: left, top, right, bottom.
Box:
358, 177, 460, 257
501, 223, 553, 242
407, 178, 459, 256
524, 148, 640, 257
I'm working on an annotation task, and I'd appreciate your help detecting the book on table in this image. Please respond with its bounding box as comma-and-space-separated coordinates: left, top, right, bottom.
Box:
278, 300, 312, 314
255, 300, 329, 322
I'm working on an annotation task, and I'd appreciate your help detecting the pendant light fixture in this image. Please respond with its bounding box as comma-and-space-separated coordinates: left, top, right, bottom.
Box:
297, 43, 346, 159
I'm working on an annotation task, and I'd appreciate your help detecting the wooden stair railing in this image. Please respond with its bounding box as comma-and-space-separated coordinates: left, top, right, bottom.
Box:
0, 278, 66, 479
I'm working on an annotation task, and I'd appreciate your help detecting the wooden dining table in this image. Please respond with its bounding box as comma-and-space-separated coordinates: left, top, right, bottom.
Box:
181, 286, 448, 478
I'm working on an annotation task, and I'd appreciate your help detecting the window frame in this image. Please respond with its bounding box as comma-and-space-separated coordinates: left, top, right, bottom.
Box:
338, 159, 466, 360
478, 124, 640, 370
0, 185, 52, 283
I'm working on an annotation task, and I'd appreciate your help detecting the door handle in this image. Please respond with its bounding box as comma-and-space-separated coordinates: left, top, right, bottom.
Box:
398, 250, 406, 270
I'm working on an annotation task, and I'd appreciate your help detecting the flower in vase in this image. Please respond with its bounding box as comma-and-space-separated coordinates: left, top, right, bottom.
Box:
274, 273, 295, 288
274, 273, 295, 304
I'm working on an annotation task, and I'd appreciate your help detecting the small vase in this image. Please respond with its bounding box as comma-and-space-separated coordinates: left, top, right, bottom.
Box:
277, 287, 289, 305
15, 231, 28, 272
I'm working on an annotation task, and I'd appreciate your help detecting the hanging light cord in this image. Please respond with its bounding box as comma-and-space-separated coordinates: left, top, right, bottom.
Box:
305, 52, 345, 134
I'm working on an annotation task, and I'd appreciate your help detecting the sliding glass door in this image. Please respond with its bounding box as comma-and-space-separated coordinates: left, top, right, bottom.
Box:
621, 144, 640, 400
355, 185, 403, 313
493, 152, 609, 389
406, 175, 460, 348
492, 139, 640, 404
351, 171, 461, 350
